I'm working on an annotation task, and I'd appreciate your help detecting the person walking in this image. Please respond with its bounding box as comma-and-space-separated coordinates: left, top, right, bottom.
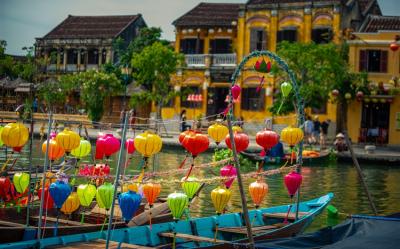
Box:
320, 119, 331, 149
304, 116, 314, 146
180, 110, 191, 132
313, 116, 321, 145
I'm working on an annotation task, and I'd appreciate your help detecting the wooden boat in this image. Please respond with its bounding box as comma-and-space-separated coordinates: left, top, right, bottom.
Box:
2, 193, 333, 249
241, 150, 331, 166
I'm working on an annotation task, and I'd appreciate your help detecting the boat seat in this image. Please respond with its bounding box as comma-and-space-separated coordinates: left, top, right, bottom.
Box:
217, 224, 278, 234
159, 232, 227, 243
263, 212, 309, 220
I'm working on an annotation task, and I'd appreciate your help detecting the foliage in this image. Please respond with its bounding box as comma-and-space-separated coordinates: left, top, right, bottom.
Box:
58, 71, 122, 121
269, 42, 354, 114
213, 148, 253, 169
37, 80, 69, 107
130, 42, 183, 117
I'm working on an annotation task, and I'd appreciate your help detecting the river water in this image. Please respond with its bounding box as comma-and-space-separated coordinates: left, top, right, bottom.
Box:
13, 142, 400, 231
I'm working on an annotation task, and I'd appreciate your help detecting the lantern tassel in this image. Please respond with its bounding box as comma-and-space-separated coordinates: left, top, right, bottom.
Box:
172, 232, 176, 249
290, 149, 295, 165
179, 154, 188, 169
80, 212, 85, 224
149, 206, 152, 230
257, 76, 265, 93
100, 216, 108, 232
284, 204, 292, 224
214, 223, 219, 243
184, 164, 194, 180
276, 99, 285, 114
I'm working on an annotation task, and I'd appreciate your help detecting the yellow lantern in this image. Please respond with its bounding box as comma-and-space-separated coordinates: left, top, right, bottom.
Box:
71, 138, 91, 159
1, 123, 29, 148
56, 128, 80, 154
61, 192, 80, 214
232, 126, 242, 133
41, 172, 56, 187
208, 123, 229, 145
211, 187, 231, 214
134, 131, 162, 158
122, 183, 139, 193
281, 126, 304, 147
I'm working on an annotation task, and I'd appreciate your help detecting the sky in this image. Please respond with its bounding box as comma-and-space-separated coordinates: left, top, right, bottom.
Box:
0, 0, 399, 55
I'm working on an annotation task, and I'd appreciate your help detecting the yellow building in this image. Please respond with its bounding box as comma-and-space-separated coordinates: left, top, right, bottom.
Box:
347, 15, 400, 145
167, 0, 381, 127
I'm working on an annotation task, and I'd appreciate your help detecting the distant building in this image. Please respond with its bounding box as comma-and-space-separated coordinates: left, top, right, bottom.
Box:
166, 0, 381, 125
347, 15, 400, 145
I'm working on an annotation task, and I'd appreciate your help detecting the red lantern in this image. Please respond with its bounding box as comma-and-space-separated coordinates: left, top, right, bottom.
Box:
225, 132, 249, 153
284, 171, 303, 198
94, 164, 110, 176
97, 134, 120, 159
256, 130, 279, 152
356, 91, 364, 98
95, 133, 106, 160
0, 177, 11, 201
331, 89, 339, 97
390, 42, 399, 52
125, 138, 135, 154
179, 130, 194, 144
231, 85, 241, 100
181, 132, 209, 158
38, 187, 55, 209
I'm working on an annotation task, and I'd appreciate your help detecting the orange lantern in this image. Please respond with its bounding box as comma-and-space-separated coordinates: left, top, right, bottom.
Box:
249, 180, 269, 208
42, 139, 65, 161
142, 183, 161, 208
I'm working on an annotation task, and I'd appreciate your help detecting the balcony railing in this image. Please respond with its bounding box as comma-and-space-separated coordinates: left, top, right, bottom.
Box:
184, 53, 236, 67
212, 54, 236, 66
47, 64, 57, 72
66, 64, 77, 72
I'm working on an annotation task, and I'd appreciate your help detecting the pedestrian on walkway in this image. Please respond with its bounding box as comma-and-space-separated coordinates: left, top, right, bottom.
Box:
304, 116, 314, 145
320, 119, 331, 149
313, 116, 321, 145
180, 110, 191, 132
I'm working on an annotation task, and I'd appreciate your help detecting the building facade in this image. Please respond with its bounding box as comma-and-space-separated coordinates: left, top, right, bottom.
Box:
166, 0, 382, 127
347, 15, 400, 145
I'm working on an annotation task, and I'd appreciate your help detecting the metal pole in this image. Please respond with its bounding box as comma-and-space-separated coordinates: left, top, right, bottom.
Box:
25, 110, 35, 226
105, 112, 129, 249
226, 96, 255, 248
344, 131, 378, 215
37, 112, 53, 240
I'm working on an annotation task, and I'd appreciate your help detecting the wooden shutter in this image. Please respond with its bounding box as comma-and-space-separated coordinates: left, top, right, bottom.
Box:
250, 29, 257, 52
359, 50, 367, 72
380, 50, 388, 73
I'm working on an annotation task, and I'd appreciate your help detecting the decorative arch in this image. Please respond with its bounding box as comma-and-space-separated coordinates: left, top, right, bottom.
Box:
279, 14, 303, 27
312, 13, 333, 26
246, 15, 270, 25
183, 76, 203, 85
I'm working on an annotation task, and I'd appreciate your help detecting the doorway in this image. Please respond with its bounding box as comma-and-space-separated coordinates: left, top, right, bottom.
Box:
207, 87, 229, 118
360, 102, 390, 144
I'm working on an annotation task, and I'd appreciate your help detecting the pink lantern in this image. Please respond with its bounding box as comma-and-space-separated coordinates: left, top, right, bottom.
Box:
102, 134, 120, 158
284, 171, 303, 198
331, 89, 339, 97
199, 94, 203, 101
50, 132, 57, 139
231, 85, 241, 100
220, 165, 237, 189
125, 138, 135, 154
356, 91, 364, 99
187, 94, 193, 101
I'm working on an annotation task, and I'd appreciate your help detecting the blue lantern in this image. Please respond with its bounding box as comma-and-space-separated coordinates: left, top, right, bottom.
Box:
118, 190, 142, 223
49, 180, 71, 208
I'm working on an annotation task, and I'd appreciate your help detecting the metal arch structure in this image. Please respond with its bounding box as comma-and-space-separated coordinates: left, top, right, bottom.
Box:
225, 50, 306, 247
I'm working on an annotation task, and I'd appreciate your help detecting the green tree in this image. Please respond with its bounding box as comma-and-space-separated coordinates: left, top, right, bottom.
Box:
130, 42, 183, 120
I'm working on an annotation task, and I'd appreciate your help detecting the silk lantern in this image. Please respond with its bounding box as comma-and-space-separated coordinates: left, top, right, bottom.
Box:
249, 180, 269, 208
281, 82, 292, 97
71, 138, 91, 159
179, 130, 194, 144
281, 126, 304, 164
0, 126, 4, 147
49, 180, 72, 208
142, 183, 161, 207
56, 128, 80, 154
211, 187, 231, 214
77, 184, 96, 207
13, 172, 30, 193
61, 192, 80, 214
256, 130, 279, 153
95, 133, 106, 160
284, 171, 303, 198
254, 57, 271, 73
96, 182, 114, 210
167, 192, 189, 220
98, 134, 121, 158
231, 85, 241, 100
390, 42, 399, 52
125, 138, 135, 155
208, 124, 229, 145
181, 177, 201, 200
134, 131, 162, 159
38, 187, 55, 209
225, 132, 249, 153
119, 190, 142, 223
122, 183, 139, 193
181, 131, 209, 157
0, 177, 11, 201
1, 123, 29, 148
42, 138, 65, 161
220, 165, 237, 189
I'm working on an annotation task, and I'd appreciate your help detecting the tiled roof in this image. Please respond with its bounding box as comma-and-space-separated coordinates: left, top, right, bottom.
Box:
357, 0, 381, 16
359, 15, 400, 32
246, 0, 340, 5
43, 15, 140, 39
173, 3, 241, 27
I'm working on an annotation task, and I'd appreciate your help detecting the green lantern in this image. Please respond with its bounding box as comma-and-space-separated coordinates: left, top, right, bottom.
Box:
0, 126, 4, 146
96, 182, 114, 210
77, 183, 96, 207
181, 177, 201, 200
167, 192, 189, 220
281, 82, 292, 97
71, 138, 92, 159
13, 172, 30, 193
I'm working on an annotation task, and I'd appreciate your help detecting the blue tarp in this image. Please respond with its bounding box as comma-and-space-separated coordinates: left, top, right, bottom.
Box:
255, 215, 400, 249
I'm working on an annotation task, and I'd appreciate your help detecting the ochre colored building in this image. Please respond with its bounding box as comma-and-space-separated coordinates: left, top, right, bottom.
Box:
165, 0, 381, 128
347, 15, 400, 145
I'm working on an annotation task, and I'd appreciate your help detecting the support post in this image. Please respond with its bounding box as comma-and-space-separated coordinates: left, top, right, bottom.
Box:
344, 131, 378, 215
25, 110, 35, 227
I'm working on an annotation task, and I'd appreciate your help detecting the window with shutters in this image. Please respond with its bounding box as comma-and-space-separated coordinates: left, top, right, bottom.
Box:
180, 39, 204, 54
241, 87, 265, 111
359, 50, 388, 73
277, 28, 297, 43
210, 39, 232, 54
312, 28, 333, 44
250, 28, 267, 51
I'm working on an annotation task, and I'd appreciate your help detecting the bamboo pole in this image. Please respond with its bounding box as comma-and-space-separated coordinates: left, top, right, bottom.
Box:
343, 131, 378, 215
25, 110, 35, 227
37, 112, 53, 240
105, 112, 129, 249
